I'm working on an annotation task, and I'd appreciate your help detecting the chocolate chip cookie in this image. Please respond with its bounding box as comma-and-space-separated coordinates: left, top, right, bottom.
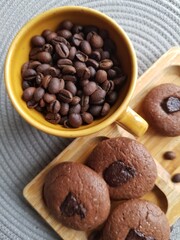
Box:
43, 162, 110, 231
102, 199, 170, 240
143, 83, 180, 136
86, 137, 157, 200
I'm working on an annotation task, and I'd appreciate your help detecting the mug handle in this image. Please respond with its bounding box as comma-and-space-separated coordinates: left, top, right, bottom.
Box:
116, 106, 148, 137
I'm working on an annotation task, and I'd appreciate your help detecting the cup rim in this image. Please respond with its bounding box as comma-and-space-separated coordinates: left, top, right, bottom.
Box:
5, 6, 137, 137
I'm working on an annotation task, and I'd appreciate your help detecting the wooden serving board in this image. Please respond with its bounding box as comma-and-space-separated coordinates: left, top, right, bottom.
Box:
23, 47, 180, 240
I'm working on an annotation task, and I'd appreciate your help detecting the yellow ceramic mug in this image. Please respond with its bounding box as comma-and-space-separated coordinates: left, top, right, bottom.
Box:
5, 6, 148, 138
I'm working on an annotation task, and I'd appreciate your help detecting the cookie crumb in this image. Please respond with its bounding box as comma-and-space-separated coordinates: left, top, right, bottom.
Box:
163, 151, 176, 160
172, 173, 180, 183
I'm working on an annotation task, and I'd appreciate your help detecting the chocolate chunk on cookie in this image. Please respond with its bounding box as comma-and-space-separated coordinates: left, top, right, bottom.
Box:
143, 83, 180, 136
43, 162, 110, 231
102, 199, 170, 240
86, 137, 157, 200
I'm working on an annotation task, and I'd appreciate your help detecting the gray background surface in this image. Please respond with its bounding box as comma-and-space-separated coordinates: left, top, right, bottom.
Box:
0, 0, 180, 239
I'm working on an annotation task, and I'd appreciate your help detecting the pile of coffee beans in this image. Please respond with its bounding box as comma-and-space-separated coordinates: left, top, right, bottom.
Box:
21, 20, 127, 128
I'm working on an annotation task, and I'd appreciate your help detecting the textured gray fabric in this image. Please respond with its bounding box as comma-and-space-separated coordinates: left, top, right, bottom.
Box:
0, 0, 180, 239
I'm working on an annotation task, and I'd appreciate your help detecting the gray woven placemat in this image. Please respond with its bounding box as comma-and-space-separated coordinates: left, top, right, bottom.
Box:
0, 0, 180, 239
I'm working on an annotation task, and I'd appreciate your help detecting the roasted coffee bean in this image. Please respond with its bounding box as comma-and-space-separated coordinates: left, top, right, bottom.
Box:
84, 25, 98, 35
21, 62, 29, 75
57, 29, 72, 39
36, 64, 51, 75
60, 192, 86, 218
73, 61, 86, 69
63, 75, 77, 82
80, 40, 92, 55
29, 60, 41, 70
48, 78, 64, 94
89, 105, 102, 117
37, 51, 52, 63
90, 50, 101, 61
58, 89, 73, 103
27, 99, 38, 109
62, 65, 76, 75
65, 81, 77, 96
103, 160, 136, 187
72, 33, 84, 46
68, 46, 77, 60
86, 58, 99, 69
88, 66, 96, 78
42, 29, 52, 38
56, 42, 69, 58
95, 69, 107, 83
22, 81, 32, 90
80, 79, 89, 87
108, 69, 117, 79
31, 35, 45, 47
34, 87, 45, 102
60, 102, 69, 116
90, 87, 106, 104
35, 106, 44, 112
43, 93, 56, 103
72, 25, 83, 34
46, 32, 58, 43
42, 43, 54, 54
22, 87, 36, 101
36, 71, 44, 86
81, 112, 94, 124
45, 113, 61, 124
29, 47, 43, 60
71, 96, 81, 105
41, 75, 52, 89
76, 67, 91, 80
48, 100, 61, 113
51, 36, 69, 46
69, 113, 83, 128
81, 95, 89, 112
59, 116, 68, 125
101, 50, 110, 60
76, 51, 88, 62
113, 76, 126, 87
106, 91, 118, 104
49, 67, 60, 77
69, 104, 81, 114
172, 174, 180, 183
22, 69, 37, 81
101, 102, 110, 116
83, 81, 97, 96
102, 80, 114, 94
39, 98, 46, 108
89, 33, 103, 49
57, 58, 73, 68
163, 151, 176, 160
60, 20, 73, 30
99, 59, 113, 70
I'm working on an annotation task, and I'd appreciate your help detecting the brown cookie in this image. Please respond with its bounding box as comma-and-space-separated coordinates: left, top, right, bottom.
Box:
143, 83, 180, 136
43, 162, 110, 231
102, 199, 170, 240
86, 137, 157, 200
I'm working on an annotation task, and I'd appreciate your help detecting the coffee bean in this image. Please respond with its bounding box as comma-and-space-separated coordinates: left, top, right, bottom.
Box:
68, 46, 77, 60
81, 95, 89, 112
80, 79, 89, 87
100, 59, 113, 70
36, 72, 44, 85
71, 96, 81, 105
39, 98, 46, 108
60, 20, 73, 30
84, 26, 98, 35
56, 42, 69, 58
34, 87, 45, 102
72, 33, 84, 46
86, 58, 99, 69
101, 50, 110, 60
101, 102, 110, 117
27, 99, 38, 109
63, 75, 77, 82
22, 69, 37, 81
42, 43, 54, 54
22, 87, 36, 101
88, 66, 96, 78
31, 35, 45, 47
62, 65, 76, 75
83, 81, 97, 96
90, 50, 101, 61
42, 29, 52, 38
51, 36, 69, 46
95, 69, 107, 83
29, 47, 43, 60
172, 174, 180, 183
36, 64, 51, 75
89, 105, 102, 117
48, 78, 64, 94
102, 80, 114, 94
58, 89, 73, 103
76, 51, 88, 62
69, 104, 81, 114
69, 113, 83, 128
90, 87, 106, 104
49, 67, 60, 77
82, 112, 93, 124
80, 40, 92, 55
22, 81, 32, 90
103, 160, 136, 187
57, 29, 72, 39
29, 61, 42, 70
60, 102, 69, 116
108, 69, 117, 79
43, 93, 56, 103
21, 62, 29, 75
106, 91, 118, 104
41, 75, 52, 89
46, 32, 58, 43
57, 58, 72, 67
76, 67, 91, 80
73, 61, 86, 69
48, 100, 61, 113
89, 33, 103, 49
45, 113, 61, 124
37, 51, 52, 63
72, 25, 83, 34
65, 81, 77, 96
113, 76, 126, 87
163, 151, 176, 160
